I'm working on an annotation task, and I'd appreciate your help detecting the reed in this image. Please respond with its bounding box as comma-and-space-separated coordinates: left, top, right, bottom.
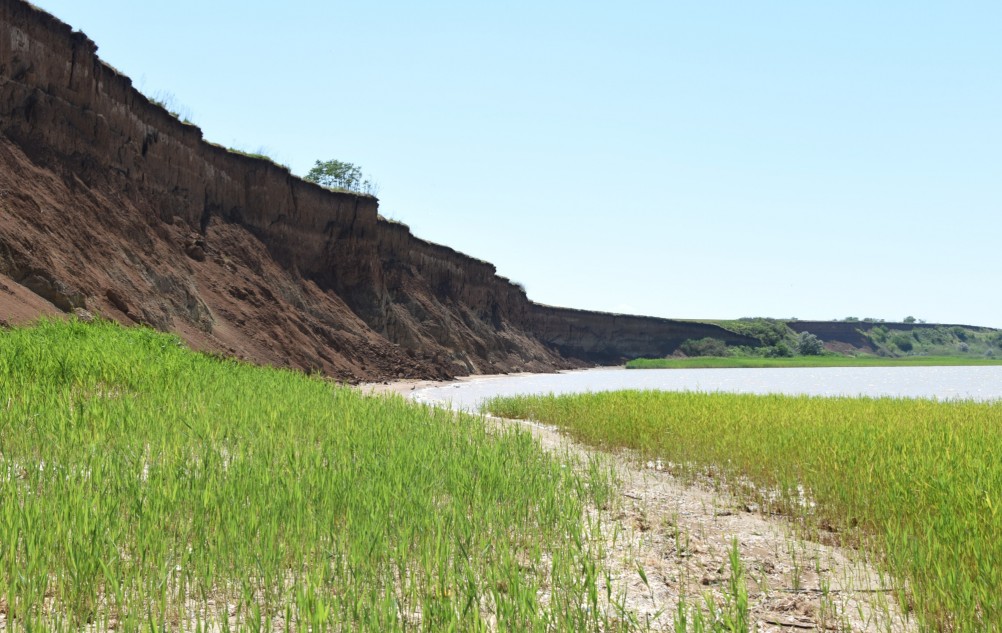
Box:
0, 319, 622, 631
486, 389, 1002, 631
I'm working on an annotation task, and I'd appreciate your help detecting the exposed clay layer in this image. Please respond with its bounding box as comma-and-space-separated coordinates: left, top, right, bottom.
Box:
0, 0, 753, 379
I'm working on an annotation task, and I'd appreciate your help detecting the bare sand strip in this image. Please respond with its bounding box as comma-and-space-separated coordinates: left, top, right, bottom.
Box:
361, 375, 916, 632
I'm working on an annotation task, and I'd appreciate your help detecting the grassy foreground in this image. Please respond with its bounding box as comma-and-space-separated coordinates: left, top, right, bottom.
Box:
0, 320, 619, 631
486, 391, 1002, 632
626, 355, 1002, 369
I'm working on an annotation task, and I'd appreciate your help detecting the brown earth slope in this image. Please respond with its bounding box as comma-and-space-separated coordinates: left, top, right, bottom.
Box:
0, 0, 755, 380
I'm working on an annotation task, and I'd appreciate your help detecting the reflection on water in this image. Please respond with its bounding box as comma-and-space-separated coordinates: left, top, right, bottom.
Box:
413, 366, 1002, 412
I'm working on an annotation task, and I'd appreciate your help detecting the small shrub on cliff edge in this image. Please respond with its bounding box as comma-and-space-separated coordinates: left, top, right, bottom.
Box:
304, 159, 379, 195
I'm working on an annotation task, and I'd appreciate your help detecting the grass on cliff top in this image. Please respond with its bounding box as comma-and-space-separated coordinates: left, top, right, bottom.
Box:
625, 354, 1002, 369
0, 319, 621, 631
485, 390, 1002, 632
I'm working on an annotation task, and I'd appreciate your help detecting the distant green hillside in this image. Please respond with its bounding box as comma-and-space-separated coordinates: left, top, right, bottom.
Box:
628, 318, 1001, 367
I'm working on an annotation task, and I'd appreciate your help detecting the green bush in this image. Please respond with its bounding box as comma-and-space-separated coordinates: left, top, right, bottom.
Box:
766, 342, 794, 358
679, 337, 730, 357
890, 333, 913, 352
868, 325, 889, 345
731, 318, 790, 346
796, 331, 825, 356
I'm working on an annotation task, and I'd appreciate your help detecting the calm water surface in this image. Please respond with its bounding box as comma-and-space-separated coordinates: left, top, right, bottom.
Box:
412, 366, 1002, 411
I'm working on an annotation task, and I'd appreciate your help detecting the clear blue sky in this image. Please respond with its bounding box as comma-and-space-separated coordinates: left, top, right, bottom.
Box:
32, 1, 1002, 327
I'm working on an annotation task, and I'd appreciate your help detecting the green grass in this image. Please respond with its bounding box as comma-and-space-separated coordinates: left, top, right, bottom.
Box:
485, 390, 1002, 632
626, 354, 1002, 369
0, 320, 621, 631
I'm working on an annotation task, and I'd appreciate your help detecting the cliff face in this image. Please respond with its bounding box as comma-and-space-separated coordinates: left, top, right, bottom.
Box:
531, 307, 757, 364
786, 321, 875, 350
0, 0, 752, 379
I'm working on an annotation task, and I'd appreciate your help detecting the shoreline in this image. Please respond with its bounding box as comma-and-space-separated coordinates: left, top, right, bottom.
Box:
357, 365, 626, 401
356, 372, 914, 631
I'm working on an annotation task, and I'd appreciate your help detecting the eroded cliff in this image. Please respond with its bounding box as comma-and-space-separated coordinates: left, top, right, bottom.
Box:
0, 0, 754, 379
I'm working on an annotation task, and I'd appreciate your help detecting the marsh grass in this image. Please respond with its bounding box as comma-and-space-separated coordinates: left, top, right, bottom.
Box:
0, 320, 624, 631
486, 390, 1002, 631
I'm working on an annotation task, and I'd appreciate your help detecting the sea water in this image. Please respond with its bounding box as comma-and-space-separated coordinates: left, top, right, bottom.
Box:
412, 365, 1002, 411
